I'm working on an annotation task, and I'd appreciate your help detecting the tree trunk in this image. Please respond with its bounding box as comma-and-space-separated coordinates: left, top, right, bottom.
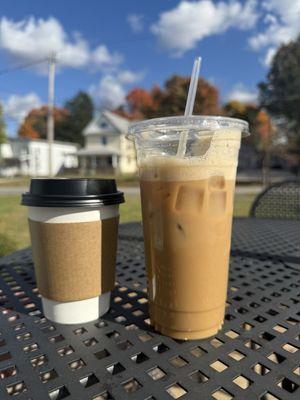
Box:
262, 149, 270, 187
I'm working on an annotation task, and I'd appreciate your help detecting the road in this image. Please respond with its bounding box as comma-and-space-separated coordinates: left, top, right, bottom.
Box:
0, 185, 263, 196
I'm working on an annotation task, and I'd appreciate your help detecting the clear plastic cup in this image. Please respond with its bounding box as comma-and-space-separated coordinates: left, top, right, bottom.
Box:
128, 116, 249, 339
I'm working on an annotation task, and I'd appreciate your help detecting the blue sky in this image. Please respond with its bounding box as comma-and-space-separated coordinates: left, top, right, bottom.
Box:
0, 0, 299, 135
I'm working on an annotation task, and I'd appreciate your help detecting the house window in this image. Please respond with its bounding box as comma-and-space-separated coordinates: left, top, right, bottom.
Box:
100, 121, 107, 129
101, 136, 107, 145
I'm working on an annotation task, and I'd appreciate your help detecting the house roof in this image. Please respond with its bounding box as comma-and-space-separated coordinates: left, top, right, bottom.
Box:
83, 110, 130, 136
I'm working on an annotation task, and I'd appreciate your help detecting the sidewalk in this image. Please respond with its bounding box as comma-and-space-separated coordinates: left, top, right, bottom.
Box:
0, 185, 263, 196
235, 185, 262, 195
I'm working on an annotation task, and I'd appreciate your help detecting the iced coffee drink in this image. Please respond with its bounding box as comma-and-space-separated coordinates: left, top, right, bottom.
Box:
129, 116, 249, 339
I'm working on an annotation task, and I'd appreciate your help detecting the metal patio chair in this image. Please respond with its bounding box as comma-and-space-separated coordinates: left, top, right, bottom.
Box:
250, 180, 300, 220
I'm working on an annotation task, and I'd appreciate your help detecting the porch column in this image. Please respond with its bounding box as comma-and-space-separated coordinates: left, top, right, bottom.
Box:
112, 154, 118, 169
90, 156, 97, 175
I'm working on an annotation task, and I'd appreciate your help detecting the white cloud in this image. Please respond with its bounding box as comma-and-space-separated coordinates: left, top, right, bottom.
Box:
0, 17, 89, 68
4, 93, 41, 122
127, 14, 144, 33
91, 45, 122, 68
249, 0, 300, 65
117, 70, 144, 84
0, 16, 123, 71
226, 84, 257, 103
90, 75, 126, 109
151, 0, 258, 56
91, 69, 144, 109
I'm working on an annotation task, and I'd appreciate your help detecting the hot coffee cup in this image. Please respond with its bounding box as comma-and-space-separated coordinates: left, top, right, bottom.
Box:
22, 178, 124, 324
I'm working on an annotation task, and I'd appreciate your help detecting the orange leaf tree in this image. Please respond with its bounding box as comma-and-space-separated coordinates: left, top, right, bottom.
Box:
115, 75, 220, 119
223, 100, 274, 150
18, 106, 68, 140
255, 110, 272, 149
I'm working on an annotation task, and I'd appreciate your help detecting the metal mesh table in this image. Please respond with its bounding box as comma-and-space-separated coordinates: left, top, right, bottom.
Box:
0, 219, 299, 400
119, 219, 300, 265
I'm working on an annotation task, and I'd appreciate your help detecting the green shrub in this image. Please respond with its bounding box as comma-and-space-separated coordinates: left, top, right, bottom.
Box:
0, 233, 16, 257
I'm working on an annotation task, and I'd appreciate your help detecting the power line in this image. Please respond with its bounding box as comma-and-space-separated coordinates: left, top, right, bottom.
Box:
0, 33, 153, 76
0, 57, 48, 76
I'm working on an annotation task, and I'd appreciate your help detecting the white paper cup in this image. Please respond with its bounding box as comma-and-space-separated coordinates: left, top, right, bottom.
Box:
22, 178, 124, 325
28, 205, 119, 324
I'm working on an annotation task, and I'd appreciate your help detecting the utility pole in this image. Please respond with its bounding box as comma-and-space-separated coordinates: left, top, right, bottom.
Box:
47, 52, 56, 177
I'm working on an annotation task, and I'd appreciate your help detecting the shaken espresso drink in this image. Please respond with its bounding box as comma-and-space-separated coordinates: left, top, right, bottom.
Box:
129, 116, 249, 340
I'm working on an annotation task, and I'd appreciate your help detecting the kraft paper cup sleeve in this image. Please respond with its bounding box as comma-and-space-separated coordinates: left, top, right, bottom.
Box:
29, 218, 118, 302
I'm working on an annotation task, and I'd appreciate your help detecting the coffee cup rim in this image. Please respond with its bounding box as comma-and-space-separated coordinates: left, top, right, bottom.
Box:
21, 178, 125, 207
127, 115, 249, 140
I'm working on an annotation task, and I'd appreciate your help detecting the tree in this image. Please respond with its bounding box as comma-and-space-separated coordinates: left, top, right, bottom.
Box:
223, 100, 263, 148
114, 75, 220, 120
259, 36, 300, 170
255, 110, 273, 185
18, 121, 40, 139
0, 104, 7, 144
255, 110, 272, 145
18, 92, 94, 145
259, 36, 300, 129
223, 100, 276, 182
18, 106, 68, 140
223, 101, 258, 129
59, 91, 94, 145
223, 101, 274, 145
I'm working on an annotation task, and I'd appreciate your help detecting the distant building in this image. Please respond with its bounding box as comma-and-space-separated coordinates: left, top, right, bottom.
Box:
0, 138, 78, 177
78, 110, 137, 174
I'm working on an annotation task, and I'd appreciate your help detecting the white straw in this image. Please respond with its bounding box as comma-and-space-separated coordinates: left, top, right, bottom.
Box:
177, 56, 202, 157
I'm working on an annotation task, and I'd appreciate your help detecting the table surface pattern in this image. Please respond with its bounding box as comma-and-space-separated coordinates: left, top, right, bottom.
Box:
0, 218, 299, 400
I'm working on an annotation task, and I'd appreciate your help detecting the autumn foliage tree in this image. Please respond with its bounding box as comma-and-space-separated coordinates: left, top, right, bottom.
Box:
223, 101, 258, 129
115, 88, 155, 120
115, 75, 220, 119
18, 121, 39, 139
223, 100, 276, 182
255, 110, 272, 148
18, 92, 94, 145
18, 106, 68, 140
223, 100, 273, 149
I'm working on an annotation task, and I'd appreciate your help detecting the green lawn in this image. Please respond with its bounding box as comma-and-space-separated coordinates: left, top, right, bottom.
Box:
233, 194, 255, 217
0, 193, 255, 255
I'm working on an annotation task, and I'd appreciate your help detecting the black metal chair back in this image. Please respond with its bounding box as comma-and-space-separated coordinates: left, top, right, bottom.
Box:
250, 180, 300, 220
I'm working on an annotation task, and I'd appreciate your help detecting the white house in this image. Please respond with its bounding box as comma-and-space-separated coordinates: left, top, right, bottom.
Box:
78, 110, 137, 174
0, 138, 78, 177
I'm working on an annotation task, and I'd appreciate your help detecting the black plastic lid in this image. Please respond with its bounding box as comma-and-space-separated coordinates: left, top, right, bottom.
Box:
21, 178, 125, 208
